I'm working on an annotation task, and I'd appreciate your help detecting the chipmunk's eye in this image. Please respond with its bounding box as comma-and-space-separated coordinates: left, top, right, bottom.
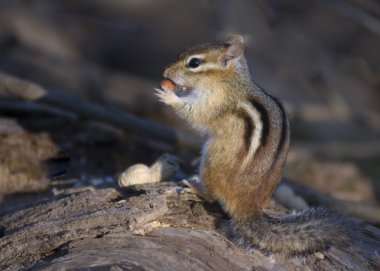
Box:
187, 58, 202, 69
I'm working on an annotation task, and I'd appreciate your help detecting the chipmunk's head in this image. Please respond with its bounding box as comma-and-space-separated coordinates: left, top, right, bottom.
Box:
162, 35, 247, 99
157, 35, 251, 131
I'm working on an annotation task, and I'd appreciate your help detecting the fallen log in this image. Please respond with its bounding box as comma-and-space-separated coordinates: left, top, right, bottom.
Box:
0, 183, 379, 270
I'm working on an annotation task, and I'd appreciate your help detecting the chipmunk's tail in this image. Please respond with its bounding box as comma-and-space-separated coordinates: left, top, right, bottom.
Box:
230, 207, 355, 254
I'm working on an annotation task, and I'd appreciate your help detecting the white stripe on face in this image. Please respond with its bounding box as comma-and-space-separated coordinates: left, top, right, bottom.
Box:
186, 54, 220, 72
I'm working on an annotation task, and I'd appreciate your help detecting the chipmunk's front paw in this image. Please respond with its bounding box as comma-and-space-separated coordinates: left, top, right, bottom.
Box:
154, 88, 184, 107
178, 186, 206, 202
180, 176, 202, 190
164, 184, 204, 202
179, 176, 214, 203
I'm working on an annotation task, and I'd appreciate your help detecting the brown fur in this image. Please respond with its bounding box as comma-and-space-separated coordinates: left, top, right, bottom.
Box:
156, 35, 353, 254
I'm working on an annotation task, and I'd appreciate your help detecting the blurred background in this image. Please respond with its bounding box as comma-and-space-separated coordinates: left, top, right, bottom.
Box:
0, 0, 379, 211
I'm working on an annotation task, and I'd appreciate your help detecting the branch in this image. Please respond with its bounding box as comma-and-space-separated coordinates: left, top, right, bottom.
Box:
0, 72, 197, 147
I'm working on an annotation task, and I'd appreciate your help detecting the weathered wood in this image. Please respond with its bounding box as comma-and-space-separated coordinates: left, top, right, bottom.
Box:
0, 183, 379, 271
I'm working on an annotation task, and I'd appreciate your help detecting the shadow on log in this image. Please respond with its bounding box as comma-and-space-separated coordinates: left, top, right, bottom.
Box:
0, 183, 379, 270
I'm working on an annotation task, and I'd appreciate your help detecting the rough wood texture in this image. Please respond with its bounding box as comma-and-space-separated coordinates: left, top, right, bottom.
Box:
0, 183, 379, 271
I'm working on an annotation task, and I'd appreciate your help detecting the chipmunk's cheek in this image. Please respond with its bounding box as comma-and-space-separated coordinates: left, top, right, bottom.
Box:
174, 85, 192, 97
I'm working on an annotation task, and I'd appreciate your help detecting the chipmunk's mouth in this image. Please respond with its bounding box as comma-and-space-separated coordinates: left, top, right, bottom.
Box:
159, 78, 191, 97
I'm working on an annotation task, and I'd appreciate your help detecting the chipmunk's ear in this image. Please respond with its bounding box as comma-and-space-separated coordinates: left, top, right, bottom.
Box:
222, 35, 245, 67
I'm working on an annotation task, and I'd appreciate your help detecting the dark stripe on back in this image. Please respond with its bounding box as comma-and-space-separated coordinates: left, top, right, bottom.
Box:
236, 109, 254, 152
267, 93, 288, 159
248, 98, 270, 147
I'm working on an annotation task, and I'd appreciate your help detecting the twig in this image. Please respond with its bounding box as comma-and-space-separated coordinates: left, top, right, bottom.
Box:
283, 179, 380, 224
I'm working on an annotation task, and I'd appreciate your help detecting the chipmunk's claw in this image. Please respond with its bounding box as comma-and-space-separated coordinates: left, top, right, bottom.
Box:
178, 177, 214, 202
178, 186, 206, 202
154, 87, 168, 103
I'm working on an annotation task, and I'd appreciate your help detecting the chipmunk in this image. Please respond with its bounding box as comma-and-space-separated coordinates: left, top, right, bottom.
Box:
155, 35, 352, 254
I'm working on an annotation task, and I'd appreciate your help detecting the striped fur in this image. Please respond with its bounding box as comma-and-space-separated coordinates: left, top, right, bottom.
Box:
158, 35, 353, 254
248, 98, 270, 147
239, 102, 263, 164
185, 54, 221, 73
266, 93, 288, 161
236, 109, 254, 153
228, 207, 355, 254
